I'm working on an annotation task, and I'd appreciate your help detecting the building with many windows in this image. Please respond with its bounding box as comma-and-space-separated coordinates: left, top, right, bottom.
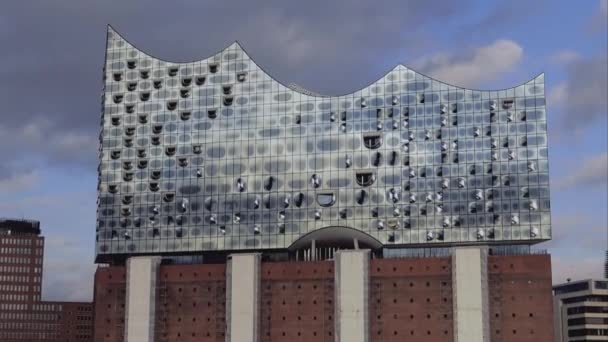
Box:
94, 26, 554, 342
0, 218, 94, 342
553, 279, 608, 341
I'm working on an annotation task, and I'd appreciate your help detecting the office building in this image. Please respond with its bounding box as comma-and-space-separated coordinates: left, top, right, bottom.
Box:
94, 26, 554, 341
553, 279, 608, 341
0, 218, 94, 341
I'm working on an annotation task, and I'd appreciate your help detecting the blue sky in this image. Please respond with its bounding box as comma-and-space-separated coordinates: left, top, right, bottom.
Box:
0, 0, 606, 301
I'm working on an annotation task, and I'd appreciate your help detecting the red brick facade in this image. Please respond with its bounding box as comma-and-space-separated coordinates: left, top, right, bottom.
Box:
488, 254, 554, 342
92, 253, 554, 342
369, 257, 453, 342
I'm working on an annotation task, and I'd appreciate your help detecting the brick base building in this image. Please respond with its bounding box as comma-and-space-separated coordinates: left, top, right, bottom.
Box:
93, 248, 554, 342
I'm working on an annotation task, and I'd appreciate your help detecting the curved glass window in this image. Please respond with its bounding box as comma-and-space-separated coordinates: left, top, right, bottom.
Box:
316, 193, 336, 207
294, 193, 305, 207
363, 133, 382, 149
356, 172, 376, 187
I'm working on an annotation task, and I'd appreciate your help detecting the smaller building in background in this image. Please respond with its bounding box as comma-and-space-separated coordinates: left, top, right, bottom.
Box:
553, 279, 608, 341
0, 218, 94, 342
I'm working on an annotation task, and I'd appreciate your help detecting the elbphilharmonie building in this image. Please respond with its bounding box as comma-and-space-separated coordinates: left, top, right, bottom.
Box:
97, 27, 550, 260
93, 27, 555, 342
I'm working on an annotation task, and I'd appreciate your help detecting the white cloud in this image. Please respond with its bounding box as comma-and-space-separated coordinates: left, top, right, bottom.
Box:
550, 50, 582, 66
556, 153, 608, 190
412, 39, 524, 87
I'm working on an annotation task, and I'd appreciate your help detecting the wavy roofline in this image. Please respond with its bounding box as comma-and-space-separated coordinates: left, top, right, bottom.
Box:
107, 25, 545, 97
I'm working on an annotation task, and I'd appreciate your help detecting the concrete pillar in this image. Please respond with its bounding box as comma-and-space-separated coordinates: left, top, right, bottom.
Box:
124, 256, 161, 342
452, 247, 490, 342
226, 253, 261, 342
335, 249, 369, 342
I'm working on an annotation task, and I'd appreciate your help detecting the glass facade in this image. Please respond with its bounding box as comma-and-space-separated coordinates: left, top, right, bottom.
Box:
96, 27, 551, 260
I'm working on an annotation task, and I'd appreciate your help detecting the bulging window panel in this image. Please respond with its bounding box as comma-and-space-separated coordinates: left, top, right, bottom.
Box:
96, 28, 552, 258
316, 193, 336, 207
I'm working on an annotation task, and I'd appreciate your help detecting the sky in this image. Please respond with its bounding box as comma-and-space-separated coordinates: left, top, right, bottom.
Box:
0, 0, 606, 302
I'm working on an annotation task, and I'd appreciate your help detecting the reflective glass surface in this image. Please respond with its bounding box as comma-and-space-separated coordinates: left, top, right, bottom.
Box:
96, 28, 551, 258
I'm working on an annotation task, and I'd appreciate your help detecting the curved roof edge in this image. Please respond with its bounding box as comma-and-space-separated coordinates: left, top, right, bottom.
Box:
287, 226, 383, 251
106, 25, 545, 97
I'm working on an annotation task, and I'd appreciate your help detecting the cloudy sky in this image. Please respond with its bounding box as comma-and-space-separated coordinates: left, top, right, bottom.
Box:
0, 0, 606, 301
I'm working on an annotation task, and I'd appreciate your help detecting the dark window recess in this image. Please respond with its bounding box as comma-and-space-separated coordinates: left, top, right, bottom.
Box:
152, 125, 163, 134
125, 104, 135, 113
168, 67, 179, 77
356, 190, 368, 205
111, 150, 121, 159
264, 177, 275, 191
295, 115, 301, 124
149, 182, 159, 192
389, 151, 398, 165
363, 133, 383, 149
113, 94, 123, 104
151, 136, 161, 145
122, 195, 133, 205
180, 89, 190, 98
222, 85, 232, 95
178, 158, 188, 167
113, 73, 123, 82
339, 209, 348, 219
111, 116, 121, 126
192, 145, 202, 154
166, 101, 177, 111
127, 60, 137, 69
209, 64, 218, 73
140, 92, 150, 101
138, 114, 148, 124
208, 109, 217, 119
372, 152, 382, 167
150, 171, 161, 180
124, 127, 135, 136
180, 111, 191, 121
140, 70, 149, 79
502, 99, 514, 109
294, 193, 305, 207
195, 76, 206, 86
137, 149, 146, 158
165, 146, 176, 156
237, 72, 247, 82
356, 172, 376, 187
371, 207, 379, 217
123, 172, 133, 182
137, 160, 148, 169
181, 78, 192, 87
127, 82, 137, 91
108, 184, 118, 194
317, 193, 336, 207
122, 161, 133, 170
223, 96, 233, 106
153, 80, 163, 89
163, 193, 175, 202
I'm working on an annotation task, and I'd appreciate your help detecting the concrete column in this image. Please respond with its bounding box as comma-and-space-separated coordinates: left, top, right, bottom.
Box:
335, 249, 369, 342
452, 247, 490, 342
226, 253, 261, 342
124, 256, 161, 342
